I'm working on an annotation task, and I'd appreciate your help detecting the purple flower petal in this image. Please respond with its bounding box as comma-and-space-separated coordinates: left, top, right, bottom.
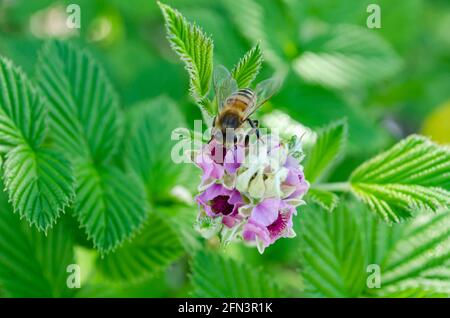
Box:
283, 155, 309, 199
224, 145, 245, 174
195, 152, 224, 182
250, 198, 281, 226
284, 155, 301, 171
243, 199, 297, 252
210, 195, 235, 215
196, 184, 244, 228
243, 220, 271, 247
228, 190, 243, 205
195, 140, 245, 185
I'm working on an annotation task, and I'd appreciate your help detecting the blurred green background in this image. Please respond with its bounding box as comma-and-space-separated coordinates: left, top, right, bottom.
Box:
0, 0, 449, 297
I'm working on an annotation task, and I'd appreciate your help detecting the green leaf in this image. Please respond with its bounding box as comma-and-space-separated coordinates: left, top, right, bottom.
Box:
373, 210, 450, 296
293, 25, 402, 89
220, 0, 286, 70
276, 76, 390, 154
231, 44, 262, 88
74, 162, 148, 253
304, 119, 347, 183
3, 145, 74, 231
124, 96, 190, 199
299, 205, 367, 297
159, 2, 213, 103
36, 40, 121, 163
36, 40, 149, 251
190, 251, 281, 297
0, 56, 46, 153
293, 0, 422, 54
97, 214, 184, 284
0, 56, 74, 231
350, 135, 450, 223
158, 205, 202, 252
0, 195, 75, 297
306, 188, 339, 212
298, 200, 450, 298
379, 288, 448, 298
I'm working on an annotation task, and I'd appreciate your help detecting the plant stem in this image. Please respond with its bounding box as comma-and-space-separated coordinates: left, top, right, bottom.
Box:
313, 182, 351, 192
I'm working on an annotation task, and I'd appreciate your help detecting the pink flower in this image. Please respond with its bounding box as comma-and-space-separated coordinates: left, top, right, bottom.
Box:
283, 155, 309, 203
194, 139, 245, 190
242, 198, 296, 253
193, 133, 309, 253
196, 183, 244, 228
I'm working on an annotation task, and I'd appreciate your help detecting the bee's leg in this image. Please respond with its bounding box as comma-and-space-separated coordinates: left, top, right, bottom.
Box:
245, 118, 261, 146
247, 118, 260, 139
253, 120, 260, 139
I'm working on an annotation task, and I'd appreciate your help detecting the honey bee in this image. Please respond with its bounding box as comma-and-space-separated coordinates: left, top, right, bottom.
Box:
211, 65, 281, 143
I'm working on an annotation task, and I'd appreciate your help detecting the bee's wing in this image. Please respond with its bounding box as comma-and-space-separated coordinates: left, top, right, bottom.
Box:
214, 65, 238, 111
243, 76, 282, 119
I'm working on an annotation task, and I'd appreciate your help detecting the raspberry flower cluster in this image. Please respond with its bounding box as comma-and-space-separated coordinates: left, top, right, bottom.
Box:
193, 134, 308, 253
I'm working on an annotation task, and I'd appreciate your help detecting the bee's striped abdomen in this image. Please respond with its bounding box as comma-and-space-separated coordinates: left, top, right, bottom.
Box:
226, 88, 255, 112
236, 88, 255, 100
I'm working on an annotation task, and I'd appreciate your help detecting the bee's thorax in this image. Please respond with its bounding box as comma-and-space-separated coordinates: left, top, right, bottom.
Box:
215, 88, 256, 132
218, 110, 243, 130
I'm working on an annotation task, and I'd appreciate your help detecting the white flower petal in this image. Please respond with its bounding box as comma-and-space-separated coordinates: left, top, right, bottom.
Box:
256, 237, 266, 254
238, 204, 254, 217
198, 177, 217, 191
285, 198, 306, 207
222, 173, 236, 189
236, 164, 260, 193
248, 171, 265, 199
